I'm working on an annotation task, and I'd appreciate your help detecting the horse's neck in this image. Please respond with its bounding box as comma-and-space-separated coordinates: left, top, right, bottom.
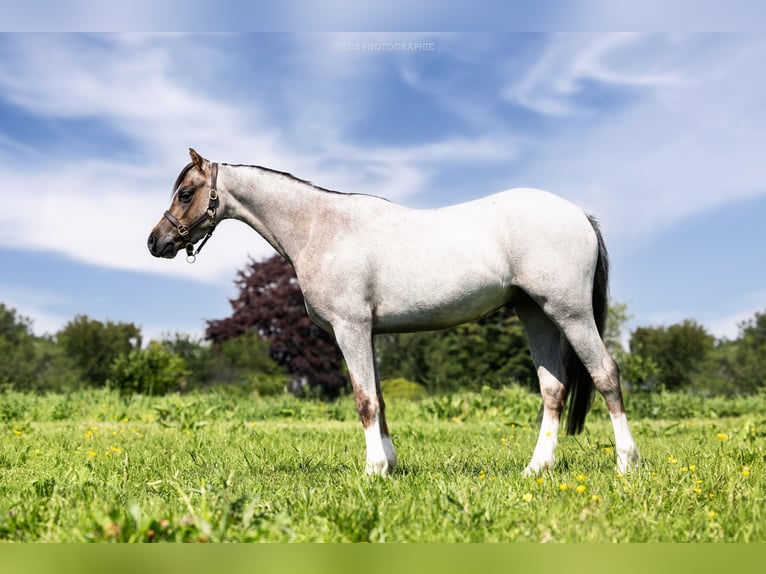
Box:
219, 164, 327, 262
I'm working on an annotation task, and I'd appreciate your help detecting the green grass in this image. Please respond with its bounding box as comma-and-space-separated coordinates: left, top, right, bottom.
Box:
1, 388, 764, 542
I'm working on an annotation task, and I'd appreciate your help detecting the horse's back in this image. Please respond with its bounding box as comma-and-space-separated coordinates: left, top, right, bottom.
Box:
359, 188, 598, 332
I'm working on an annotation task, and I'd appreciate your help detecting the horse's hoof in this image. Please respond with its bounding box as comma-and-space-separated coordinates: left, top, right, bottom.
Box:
616, 446, 640, 473
365, 460, 393, 476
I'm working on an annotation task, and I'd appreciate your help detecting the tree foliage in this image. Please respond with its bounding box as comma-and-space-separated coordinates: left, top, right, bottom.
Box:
205, 255, 346, 397
0, 304, 37, 387
3, 286, 765, 398
109, 341, 189, 395
732, 311, 766, 392
57, 315, 142, 387
375, 305, 536, 392
629, 320, 716, 391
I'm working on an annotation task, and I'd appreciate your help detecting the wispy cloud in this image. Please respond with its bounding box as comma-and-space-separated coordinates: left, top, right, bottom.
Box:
503, 33, 682, 116
1, 33, 765, 297
500, 34, 766, 247
0, 33, 525, 283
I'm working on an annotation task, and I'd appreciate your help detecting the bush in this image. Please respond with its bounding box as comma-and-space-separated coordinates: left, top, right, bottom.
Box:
380, 378, 428, 401
57, 315, 142, 387
109, 342, 189, 395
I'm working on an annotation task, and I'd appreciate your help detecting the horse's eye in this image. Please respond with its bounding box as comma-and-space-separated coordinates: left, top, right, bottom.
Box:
178, 187, 195, 203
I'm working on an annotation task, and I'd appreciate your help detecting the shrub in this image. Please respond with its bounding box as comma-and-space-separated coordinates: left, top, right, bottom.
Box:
109, 342, 189, 395
380, 378, 428, 400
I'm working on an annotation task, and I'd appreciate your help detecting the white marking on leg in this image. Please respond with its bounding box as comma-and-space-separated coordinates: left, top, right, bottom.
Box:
382, 435, 397, 470
610, 411, 639, 473
364, 417, 397, 476
523, 411, 560, 476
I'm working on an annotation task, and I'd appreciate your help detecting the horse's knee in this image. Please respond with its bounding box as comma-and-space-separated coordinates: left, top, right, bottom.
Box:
538, 366, 566, 413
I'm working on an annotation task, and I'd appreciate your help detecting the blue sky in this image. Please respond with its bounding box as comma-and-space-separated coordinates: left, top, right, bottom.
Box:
1, 33, 764, 344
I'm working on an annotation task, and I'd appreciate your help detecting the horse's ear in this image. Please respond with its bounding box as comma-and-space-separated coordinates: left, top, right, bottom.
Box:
189, 148, 206, 172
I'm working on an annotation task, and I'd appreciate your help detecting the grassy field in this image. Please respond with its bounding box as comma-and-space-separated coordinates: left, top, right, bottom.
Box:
0, 387, 764, 542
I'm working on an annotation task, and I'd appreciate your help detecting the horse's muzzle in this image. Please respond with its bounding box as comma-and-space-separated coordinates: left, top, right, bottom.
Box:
147, 232, 177, 259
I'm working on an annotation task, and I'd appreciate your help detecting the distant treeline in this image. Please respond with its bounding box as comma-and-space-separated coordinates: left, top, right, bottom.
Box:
2, 256, 765, 397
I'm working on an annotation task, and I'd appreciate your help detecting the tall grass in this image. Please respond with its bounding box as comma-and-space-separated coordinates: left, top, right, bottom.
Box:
1, 387, 764, 541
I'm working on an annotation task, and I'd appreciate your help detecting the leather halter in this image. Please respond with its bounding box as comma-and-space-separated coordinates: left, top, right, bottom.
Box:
164, 162, 220, 263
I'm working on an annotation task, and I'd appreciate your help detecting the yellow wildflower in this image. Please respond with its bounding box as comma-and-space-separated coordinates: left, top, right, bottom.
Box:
576, 484, 587, 494
742, 466, 750, 477
536, 477, 544, 485
717, 433, 729, 441
12, 429, 22, 436
522, 493, 534, 502
591, 495, 600, 502
708, 510, 717, 518
88, 450, 97, 458
667, 456, 678, 464
559, 483, 570, 491
576, 474, 587, 482
693, 487, 702, 494
689, 464, 697, 472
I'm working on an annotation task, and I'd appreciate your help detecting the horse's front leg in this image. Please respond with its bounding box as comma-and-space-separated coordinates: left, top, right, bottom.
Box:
333, 320, 397, 475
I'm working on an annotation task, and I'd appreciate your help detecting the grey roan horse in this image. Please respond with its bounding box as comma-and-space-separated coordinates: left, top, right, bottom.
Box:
148, 149, 639, 476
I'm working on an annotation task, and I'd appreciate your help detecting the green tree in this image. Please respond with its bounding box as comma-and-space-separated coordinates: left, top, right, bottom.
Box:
208, 332, 287, 394
160, 333, 213, 389
109, 341, 189, 395
0, 303, 37, 387
629, 320, 715, 391
605, 301, 630, 356
725, 310, 766, 394
57, 315, 142, 387
375, 306, 535, 392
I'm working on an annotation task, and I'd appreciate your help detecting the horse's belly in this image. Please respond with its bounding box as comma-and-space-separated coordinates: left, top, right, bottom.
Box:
371, 275, 515, 334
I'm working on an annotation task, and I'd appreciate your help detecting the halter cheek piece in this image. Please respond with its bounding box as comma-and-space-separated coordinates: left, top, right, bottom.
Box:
163, 163, 219, 264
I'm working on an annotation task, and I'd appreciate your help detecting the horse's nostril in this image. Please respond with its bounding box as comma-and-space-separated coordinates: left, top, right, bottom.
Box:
147, 234, 156, 248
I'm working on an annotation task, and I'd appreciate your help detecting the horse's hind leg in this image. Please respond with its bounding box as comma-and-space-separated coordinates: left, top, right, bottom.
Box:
517, 300, 568, 475
555, 313, 639, 473
333, 320, 397, 476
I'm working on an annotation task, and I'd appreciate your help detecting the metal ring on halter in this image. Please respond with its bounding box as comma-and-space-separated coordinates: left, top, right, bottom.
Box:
185, 243, 196, 264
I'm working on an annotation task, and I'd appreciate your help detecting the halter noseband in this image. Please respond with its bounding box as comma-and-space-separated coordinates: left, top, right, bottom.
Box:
164, 162, 219, 264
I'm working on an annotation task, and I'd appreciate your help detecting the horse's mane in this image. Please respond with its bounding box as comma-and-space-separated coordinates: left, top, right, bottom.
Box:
223, 163, 390, 201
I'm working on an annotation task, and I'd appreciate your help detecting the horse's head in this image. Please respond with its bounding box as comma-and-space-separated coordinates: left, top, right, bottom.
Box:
147, 149, 220, 263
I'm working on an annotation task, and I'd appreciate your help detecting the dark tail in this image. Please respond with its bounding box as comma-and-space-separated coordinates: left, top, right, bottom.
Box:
564, 215, 608, 435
